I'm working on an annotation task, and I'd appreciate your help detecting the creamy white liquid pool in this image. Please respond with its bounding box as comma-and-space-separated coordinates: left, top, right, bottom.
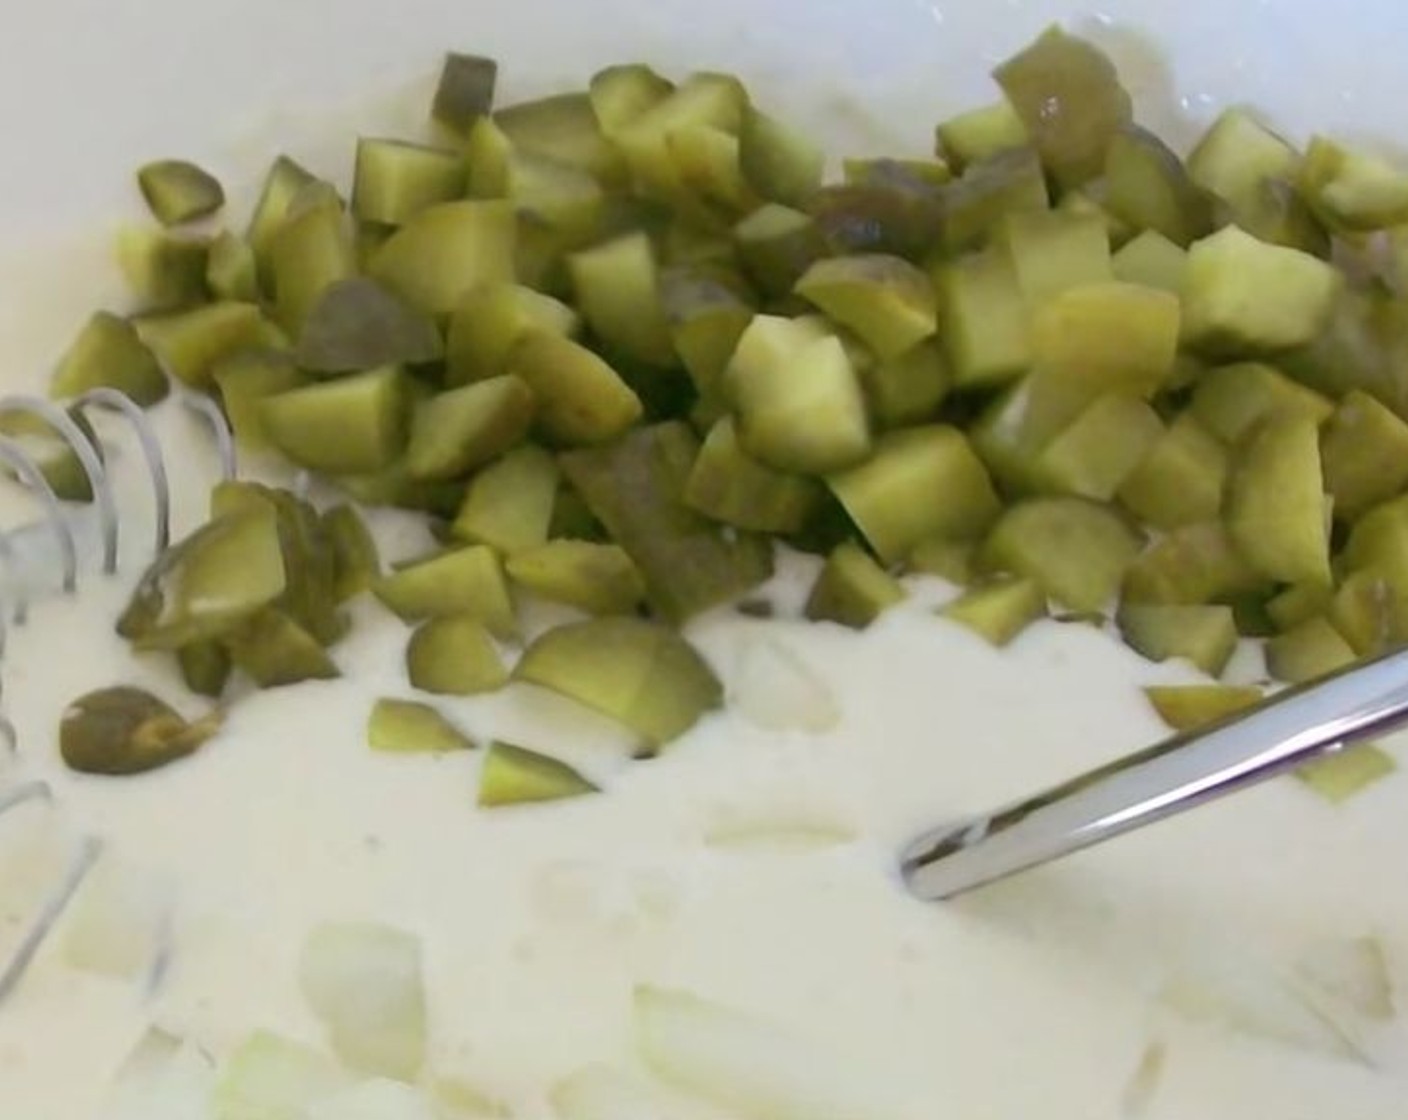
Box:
0, 402, 1403, 1120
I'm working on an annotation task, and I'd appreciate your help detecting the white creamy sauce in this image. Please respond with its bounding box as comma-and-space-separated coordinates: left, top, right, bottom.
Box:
0, 391, 1405, 1120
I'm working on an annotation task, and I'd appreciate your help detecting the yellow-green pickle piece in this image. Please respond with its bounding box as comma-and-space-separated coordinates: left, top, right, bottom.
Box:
1035, 395, 1163, 502
684, 417, 822, 535
589, 63, 674, 138
935, 100, 1029, 171
861, 339, 951, 430
982, 498, 1142, 614
374, 546, 516, 639
51, 311, 168, 406
1225, 413, 1331, 587
907, 536, 976, 585
506, 541, 645, 615
295, 277, 443, 374
1181, 226, 1343, 355
1116, 414, 1226, 530
451, 445, 559, 554
805, 541, 906, 630
999, 209, 1112, 304
1111, 229, 1188, 294
115, 227, 210, 310
1189, 362, 1333, 446
1298, 135, 1408, 232
261, 366, 410, 475
479, 741, 598, 807
1296, 744, 1398, 805
1102, 126, 1212, 247
660, 267, 754, 405
212, 349, 309, 453
568, 231, 674, 366
445, 283, 579, 385
134, 301, 266, 389
794, 254, 937, 360
269, 186, 357, 332
61, 687, 222, 776
935, 147, 1049, 254
933, 249, 1030, 388
322, 504, 381, 603
367, 698, 474, 753
495, 90, 626, 186
507, 333, 642, 446
1327, 572, 1406, 657
118, 510, 287, 651
246, 155, 317, 281
828, 426, 999, 564
560, 423, 774, 622
1122, 521, 1264, 606
1144, 684, 1264, 732
353, 138, 466, 226
1117, 603, 1239, 677
738, 107, 825, 208
733, 203, 829, 300
224, 609, 339, 688
407, 615, 508, 696
179, 641, 232, 699
992, 25, 1133, 188
206, 231, 259, 302
403, 375, 535, 481
515, 617, 722, 750
0, 407, 103, 503
370, 200, 517, 316
941, 578, 1046, 647
137, 159, 225, 226
1265, 616, 1357, 684
1320, 390, 1408, 520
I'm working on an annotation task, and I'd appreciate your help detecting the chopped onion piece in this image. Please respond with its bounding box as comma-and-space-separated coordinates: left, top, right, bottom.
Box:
213, 1031, 349, 1120
298, 921, 428, 1081
635, 985, 907, 1120
730, 637, 840, 734
62, 853, 170, 980
307, 1078, 436, 1120
1296, 936, 1395, 1022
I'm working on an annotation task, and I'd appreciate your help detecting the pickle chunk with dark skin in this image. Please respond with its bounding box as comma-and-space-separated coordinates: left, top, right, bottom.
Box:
61, 687, 223, 776
137, 160, 226, 227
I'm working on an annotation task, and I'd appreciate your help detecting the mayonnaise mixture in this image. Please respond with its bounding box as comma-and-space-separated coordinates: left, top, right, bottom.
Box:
0, 390, 1405, 1120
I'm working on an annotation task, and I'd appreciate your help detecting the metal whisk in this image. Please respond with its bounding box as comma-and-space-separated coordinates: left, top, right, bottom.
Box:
0, 386, 236, 1002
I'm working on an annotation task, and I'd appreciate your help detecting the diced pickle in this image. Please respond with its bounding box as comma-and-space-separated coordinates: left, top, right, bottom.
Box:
861, 339, 951, 429
506, 540, 646, 615
993, 25, 1133, 188
684, 417, 822, 534
659, 267, 753, 403
115, 227, 210, 310
1111, 229, 1188, 294
246, 155, 318, 282
1268, 582, 1334, 633
941, 577, 1046, 647
1122, 521, 1265, 606
224, 609, 339, 689
353, 139, 467, 228
723, 315, 870, 475
1189, 362, 1334, 445
445, 284, 579, 385
1117, 603, 1239, 677
1103, 127, 1212, 246
1265, 616, 1356, 684
370, 200, 517, 316
0, 408, 101, 503
479, 741, 598, 807
469, 125, 607, 244
137, 159, 225, 226
295, 277, 443, 375
1342, 495, 1408, 597
968, 378, 1046, 495
368, 698, 473, 753
508, 333, 642, 446
451, 444, 559, 554
1117, 414, 1226, 530
261, 366, 410, 475
934, 147, 1049, 254
212, 349, 308, 452
933, 249, 1030, 388
1035, 395, 1163, 502
828, 426, 999, 564
568, 232, 674, 366
206, 232, 260, 302
804, 540, 906, 630
1327, 572, 1405, 657
668, 125, 757, 214
1187, 109, 1298, 214
515, 616, 722, 749
322, 504, 381, 603
560, 423, 774, 621
981, 498, 1141, 613
51, 311, 168, 406
794, 254, 937, 360
613, 72, 749, 202
1144, 684, 1264, 733
1296, 744, 1397, 804
1298, 136, 1408, 232
403, 375, 535, 481
118, 510, 287, 651
907, 536, 975, 585
374, 545, 516, 638
999, 210, 1112, 304
178, 640, 232, 699
1055, 185, 1132, 247
1225, 413, 1331, 587
738, 108, 824, 208
60, 687, 221, 776
133, 301, 266, 389
589, 64, 675, 137
497, 91, 626, 186
935, 100, 1029, 171
338, 462, 467, 519
1320, 390, 1408, 520
269, 187, 357, 332
734, 204, 830, 301
431, 52, 497, 136
1181, 226, 1343, 355
406, 615, 507, 696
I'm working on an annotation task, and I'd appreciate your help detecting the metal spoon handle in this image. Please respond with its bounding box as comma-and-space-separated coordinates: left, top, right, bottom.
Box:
902, 645, 1408, 901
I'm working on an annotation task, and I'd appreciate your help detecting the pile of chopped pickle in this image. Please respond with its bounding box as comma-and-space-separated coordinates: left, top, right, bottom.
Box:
48, 25, 1408, 800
